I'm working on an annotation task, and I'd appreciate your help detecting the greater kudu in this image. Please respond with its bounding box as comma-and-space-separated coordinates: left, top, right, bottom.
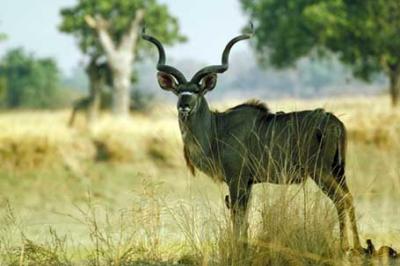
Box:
142, 29, 362, 251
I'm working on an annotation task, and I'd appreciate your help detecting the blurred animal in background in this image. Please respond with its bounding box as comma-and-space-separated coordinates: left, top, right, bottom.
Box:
69, 96, 95, 127
68, 91, 154, 127
68, 58, 153, 127
143, 27, 362, 251
68, 57, 111, 127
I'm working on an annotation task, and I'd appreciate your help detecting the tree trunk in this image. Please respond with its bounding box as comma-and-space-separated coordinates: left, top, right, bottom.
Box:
389, 66, 400, 107
109, 53, 132, 116
85, 9, 144, 117
111, 67, 131, 116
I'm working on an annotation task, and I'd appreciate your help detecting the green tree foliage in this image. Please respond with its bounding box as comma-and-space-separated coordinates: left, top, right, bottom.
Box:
0, 33, 6, 42
0, 24, 6, 42
241, 0, 400, 105
0, 48, 63, 109
59, 0, 185, 116
60, 0, 184, 57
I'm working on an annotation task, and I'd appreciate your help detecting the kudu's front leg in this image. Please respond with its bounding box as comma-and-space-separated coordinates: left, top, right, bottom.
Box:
228, 181, 252, 244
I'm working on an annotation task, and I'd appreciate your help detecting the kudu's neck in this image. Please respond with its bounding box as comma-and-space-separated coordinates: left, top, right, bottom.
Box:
179, 96, 214, 146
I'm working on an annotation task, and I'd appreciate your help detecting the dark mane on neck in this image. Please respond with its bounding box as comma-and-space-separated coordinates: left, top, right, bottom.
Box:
228, 99, 270, 113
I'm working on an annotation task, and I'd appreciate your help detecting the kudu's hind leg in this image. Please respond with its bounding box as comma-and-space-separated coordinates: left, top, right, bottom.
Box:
315, 176, 351, 250
340, 181, 362, 250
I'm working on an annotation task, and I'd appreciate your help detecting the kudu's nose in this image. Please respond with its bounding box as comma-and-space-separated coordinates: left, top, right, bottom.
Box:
178, 105, 191, 113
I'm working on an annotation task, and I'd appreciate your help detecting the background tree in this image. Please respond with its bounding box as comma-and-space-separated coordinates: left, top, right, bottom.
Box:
0, 48, 65, 109
0, 22, 7, 42
0, 33, 6, 42
60, 0, 185, 117
241, 0, 400, 106
0, 32, 6, 101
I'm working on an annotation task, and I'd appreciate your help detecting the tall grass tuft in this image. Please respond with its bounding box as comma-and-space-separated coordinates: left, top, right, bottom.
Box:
0, 201, 71, 265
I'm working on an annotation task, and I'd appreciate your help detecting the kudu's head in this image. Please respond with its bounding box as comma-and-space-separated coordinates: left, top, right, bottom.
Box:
142, 27, 252, 120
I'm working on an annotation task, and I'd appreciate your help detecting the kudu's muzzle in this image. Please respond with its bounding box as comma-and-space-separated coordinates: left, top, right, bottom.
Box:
177, 91, 196, 119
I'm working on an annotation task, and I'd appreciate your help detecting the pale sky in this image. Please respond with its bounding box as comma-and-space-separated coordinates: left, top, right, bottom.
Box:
0, 0, 249, 74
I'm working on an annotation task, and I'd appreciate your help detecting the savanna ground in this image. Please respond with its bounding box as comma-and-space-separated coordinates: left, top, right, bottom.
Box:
0, 96, 399, 265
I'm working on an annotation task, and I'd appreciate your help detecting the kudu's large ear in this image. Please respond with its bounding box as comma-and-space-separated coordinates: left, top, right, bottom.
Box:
157, 72, 178, 92
200, 73, 217, 94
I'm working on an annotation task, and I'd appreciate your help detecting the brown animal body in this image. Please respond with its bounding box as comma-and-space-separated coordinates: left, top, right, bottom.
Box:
143, 27, 362, 251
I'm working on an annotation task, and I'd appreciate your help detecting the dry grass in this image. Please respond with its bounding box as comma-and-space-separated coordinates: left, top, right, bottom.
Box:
0, 96, 399, 265
0, 96, 398, 170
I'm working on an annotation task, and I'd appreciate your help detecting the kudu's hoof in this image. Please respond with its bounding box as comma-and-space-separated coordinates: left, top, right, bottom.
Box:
364, 239, 375, 256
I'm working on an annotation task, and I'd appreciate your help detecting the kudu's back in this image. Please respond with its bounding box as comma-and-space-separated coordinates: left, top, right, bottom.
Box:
214, 103, 346, 185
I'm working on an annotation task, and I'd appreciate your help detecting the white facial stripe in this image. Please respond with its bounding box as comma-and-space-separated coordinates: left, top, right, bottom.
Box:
179, 91, 194, 96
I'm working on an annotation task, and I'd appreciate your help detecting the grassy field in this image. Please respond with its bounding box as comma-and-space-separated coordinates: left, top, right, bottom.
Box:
0, 96, 399, 265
